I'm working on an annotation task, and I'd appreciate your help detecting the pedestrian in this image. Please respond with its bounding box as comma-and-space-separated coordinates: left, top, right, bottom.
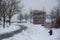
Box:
49, 29, 53, 35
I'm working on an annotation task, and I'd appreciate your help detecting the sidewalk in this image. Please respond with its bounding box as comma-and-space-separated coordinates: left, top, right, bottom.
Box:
0, 25, 27, 40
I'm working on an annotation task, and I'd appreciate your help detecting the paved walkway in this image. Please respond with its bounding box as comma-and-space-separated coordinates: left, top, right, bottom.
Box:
0, 25, 27, 40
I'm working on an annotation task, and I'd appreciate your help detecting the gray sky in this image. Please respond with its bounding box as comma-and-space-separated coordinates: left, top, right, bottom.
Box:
22, 0, 58, 14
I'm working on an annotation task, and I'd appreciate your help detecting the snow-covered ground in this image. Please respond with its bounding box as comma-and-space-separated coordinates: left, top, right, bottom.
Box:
0, 14, 60, 40
1, 22, 60, 40
0, 24, 20, 35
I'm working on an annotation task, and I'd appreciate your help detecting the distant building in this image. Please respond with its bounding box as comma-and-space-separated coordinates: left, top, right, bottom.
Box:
55, 16, 60, 28
32, 10, 46, 24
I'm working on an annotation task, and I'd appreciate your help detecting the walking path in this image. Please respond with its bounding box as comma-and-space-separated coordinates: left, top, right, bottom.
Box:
0, 25, 27, 40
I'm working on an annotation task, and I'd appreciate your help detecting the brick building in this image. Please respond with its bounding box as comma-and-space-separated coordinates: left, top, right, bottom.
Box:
32, 10, 46, 24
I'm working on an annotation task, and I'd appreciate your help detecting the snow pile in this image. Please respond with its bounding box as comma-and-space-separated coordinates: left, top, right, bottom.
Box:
0, 24, 20, 35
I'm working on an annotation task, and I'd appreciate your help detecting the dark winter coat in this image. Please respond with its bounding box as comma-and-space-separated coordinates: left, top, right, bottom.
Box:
49, 29, 53, 35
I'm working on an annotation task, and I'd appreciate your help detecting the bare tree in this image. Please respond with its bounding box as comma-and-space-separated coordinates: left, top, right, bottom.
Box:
50, 0, 60, 28
18, 13, 23, 23
51, 10, 56, 28
24, 13, 28, 22
51, 7, 60, 28
7, 0, 23, 25
0, 0, 8, 28
0, 0, 23, 28
29, 9, 33, 23
0, 0, 2, 21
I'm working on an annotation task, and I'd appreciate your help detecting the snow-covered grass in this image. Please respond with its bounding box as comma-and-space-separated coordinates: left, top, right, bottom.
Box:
0, 24, 20, 35
0, 14, 60, 40
2, 22, 60, 40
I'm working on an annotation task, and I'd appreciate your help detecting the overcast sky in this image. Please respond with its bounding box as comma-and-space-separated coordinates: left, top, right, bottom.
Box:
22, 0, 58, 14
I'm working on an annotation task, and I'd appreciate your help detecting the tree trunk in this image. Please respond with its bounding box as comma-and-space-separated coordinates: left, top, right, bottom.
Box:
9, 17, 11, 25
3, 17, 5, 28
20, 19, 21, 23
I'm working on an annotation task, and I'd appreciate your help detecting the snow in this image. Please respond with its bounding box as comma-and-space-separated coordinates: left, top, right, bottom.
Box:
46, 19, 51, 22
13, 24, 49, 40
0, 14, 60, 40
11, 14, 19, 23
2, 22, 60, 40
0, 24, 20, 35
50, 29, 60, 40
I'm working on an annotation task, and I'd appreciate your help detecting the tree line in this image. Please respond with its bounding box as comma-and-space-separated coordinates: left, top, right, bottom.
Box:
0, 0, 23, 28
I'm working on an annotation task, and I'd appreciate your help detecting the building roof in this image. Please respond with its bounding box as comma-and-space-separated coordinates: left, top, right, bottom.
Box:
32, 10, 46, 14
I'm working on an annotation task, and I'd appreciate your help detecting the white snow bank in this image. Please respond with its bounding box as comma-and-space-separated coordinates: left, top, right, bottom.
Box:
11, 14, 19, 22
0, 24, 20, 35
